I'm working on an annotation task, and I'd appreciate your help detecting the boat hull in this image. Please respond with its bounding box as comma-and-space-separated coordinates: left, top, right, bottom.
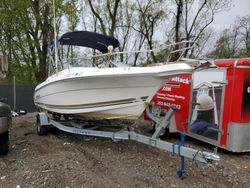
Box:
34, 64, 191, 119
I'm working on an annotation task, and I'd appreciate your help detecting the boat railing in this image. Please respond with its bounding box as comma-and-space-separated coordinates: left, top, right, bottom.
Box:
92, 40, 197, 59
48, 40, 197, 74
87, 40, 197, 66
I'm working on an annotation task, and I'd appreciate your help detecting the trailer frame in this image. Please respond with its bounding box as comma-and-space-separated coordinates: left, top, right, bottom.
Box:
36, 107, 219, 179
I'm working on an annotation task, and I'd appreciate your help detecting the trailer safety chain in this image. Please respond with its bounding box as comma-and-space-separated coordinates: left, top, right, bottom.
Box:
192, 148, 212, 164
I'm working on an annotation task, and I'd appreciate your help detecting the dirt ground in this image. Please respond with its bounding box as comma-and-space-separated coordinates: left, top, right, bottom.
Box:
0, 113, 249, 188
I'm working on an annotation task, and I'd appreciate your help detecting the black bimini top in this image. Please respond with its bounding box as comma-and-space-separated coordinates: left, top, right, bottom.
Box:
58, 31, 120, 53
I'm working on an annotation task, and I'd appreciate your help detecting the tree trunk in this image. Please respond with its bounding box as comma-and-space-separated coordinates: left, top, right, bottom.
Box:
172, 0, 183, 61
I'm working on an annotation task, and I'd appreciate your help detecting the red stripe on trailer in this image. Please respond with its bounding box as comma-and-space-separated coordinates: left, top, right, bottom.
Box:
215, 58, 250, 68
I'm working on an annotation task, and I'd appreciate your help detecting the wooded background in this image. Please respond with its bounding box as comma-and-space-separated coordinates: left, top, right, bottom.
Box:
0, 0, 249, 84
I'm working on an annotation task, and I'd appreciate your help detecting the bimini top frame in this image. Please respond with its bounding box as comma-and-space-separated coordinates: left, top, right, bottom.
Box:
58, 31, 120, 53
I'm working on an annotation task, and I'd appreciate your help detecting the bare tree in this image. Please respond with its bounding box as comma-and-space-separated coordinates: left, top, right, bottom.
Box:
209, 29, 239, 58
171, 0, 232, 58
86, 0, 121, 36
209, 15, 250, 58
237, 15, 250, 56
171, 0, 183, 61
85, 0, 166, 65
135, 0, 166, 63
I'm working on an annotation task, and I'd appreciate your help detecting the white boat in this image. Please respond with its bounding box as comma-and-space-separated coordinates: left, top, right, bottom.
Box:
34, 31, 192, 119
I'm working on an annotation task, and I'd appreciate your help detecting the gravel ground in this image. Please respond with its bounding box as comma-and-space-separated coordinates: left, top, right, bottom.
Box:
0, 113, 249, 188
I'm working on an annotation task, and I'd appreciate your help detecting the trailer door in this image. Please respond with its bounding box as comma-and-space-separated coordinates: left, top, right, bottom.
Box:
188, 69, 226, 143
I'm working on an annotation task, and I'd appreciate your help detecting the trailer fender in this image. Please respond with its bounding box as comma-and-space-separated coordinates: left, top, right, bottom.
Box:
0, 117, 9, 134
36, 112, 50, 126
36, 113, 51, 136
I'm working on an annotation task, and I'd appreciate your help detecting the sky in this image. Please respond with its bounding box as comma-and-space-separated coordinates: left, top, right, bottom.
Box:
212, 0, 250, 31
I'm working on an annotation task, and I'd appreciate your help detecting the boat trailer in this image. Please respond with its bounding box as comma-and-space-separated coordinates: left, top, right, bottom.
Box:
36, 107, 220, 179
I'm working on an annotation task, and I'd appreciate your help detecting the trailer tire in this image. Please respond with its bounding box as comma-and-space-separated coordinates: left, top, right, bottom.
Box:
36, 117, 48, 136
0, 131, 9, 156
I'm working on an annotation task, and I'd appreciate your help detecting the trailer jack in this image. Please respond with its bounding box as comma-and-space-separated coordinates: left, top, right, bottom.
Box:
36, 108, 220, 179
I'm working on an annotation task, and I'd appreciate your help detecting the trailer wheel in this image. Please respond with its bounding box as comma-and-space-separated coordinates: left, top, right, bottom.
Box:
36, 116, 48, 136
0, 131, 9, 155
